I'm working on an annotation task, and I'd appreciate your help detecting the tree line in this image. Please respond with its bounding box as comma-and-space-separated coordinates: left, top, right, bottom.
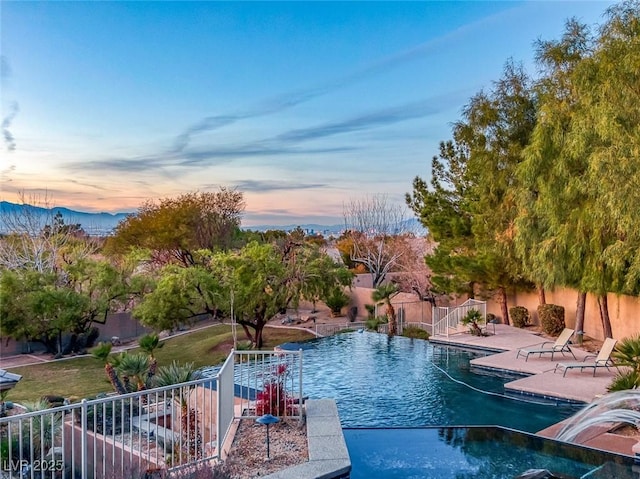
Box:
0, 190, 357, 351
406, 1, 640, 337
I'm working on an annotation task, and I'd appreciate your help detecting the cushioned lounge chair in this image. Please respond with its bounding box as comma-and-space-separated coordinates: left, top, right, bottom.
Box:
516, 328, 576, 362
554, 337, 617, 377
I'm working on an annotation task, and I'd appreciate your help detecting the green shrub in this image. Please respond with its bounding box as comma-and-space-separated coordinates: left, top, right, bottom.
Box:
364, 304, 376, 319
509, 306, 530, 328
461, 308, 484, 336
402, 326, 430, 340
366, 316, 387, 332
537, 304, 565, 335
608, 370, 640, 392
323, 288, 350, 317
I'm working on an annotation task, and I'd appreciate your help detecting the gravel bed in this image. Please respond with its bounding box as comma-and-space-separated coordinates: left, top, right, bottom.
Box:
223, 418, 308, 479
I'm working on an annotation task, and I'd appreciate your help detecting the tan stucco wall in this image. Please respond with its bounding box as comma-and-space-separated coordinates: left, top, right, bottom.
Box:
484, 288, 640, 341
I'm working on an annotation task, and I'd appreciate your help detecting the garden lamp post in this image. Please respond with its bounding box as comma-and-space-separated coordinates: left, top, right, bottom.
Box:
256, 414, 280, 459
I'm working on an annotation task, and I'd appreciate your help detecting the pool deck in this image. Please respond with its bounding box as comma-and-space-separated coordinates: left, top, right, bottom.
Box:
429, 324, 618, 404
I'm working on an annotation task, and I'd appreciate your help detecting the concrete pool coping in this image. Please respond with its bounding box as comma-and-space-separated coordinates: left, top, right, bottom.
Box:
262, 398, 351, 479
430, 324, 617, 404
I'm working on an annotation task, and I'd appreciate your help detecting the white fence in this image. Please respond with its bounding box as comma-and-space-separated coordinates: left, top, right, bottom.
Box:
231, 350, 304, 422
432, 299, 487, 337
0, 349, 303, 479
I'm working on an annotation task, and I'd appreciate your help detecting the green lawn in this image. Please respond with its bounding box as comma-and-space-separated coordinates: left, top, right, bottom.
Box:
7, 325, 315, 403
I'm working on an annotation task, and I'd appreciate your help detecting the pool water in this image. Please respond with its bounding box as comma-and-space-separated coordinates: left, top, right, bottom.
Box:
344, 427, 635, 479
281, 331, 580, 432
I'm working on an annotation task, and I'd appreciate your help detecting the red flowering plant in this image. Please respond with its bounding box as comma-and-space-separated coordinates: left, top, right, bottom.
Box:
255, 362, 296, 416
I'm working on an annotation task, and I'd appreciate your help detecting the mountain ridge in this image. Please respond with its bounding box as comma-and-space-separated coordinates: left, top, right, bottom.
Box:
0, 201, 424, 236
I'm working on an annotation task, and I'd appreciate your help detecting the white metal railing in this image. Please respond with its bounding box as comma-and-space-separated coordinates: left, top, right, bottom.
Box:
232, 350, 304, 422
431, 299, 487, 337
0, 349, 302, 478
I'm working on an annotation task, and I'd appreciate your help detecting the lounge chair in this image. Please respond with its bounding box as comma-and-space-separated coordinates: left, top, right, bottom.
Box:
554, 337, 618, 377
516, 328, 576, 362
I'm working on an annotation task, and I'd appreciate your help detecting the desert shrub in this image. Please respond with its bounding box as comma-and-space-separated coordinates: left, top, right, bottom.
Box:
255, 364, 295, 416
510, 306, 530, 328
364, 304, 376, 319
365, 316, 387, 332
461, 308, 484, 336
608, 370, 640, 392
323, 288, 349, 317
402, 326, 430, 340
538, 304, 565, 335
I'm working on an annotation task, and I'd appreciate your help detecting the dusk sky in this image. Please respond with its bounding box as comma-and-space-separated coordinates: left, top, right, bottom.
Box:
1, 1, 614, 226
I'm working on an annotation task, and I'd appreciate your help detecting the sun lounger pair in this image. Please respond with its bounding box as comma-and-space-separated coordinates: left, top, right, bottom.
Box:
554, 337, 618, 377
516, 328, 576, 362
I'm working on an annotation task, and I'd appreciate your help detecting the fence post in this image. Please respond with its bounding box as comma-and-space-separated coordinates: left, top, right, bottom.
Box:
298, 349, 303, 423
81, 398, 88, 479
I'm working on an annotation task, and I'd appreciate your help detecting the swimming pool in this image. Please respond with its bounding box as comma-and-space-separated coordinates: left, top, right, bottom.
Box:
344, 427, 635, 479
280, 331, 580, 433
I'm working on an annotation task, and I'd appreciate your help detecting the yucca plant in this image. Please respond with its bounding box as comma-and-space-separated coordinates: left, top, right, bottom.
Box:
139, 333, 164, 380
20, 400, 63, 458
372, 283, 399, 336
117, 353, 152, 392
91, 342, 127, 394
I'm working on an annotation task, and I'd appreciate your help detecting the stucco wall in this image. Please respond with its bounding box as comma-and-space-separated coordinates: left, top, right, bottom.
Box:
484, 288, 640, 341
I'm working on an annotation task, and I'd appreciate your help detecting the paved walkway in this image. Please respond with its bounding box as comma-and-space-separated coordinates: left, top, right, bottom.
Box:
430, 325, 640, 456
430, 324, 617, 404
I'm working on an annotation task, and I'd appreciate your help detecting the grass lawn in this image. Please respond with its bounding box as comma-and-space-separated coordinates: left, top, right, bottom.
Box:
7, 324, 315, 403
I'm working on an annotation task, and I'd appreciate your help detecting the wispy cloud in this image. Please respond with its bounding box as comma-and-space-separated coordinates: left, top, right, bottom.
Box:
69, 93, 448, 176
276, 98, 450, 144
67, 179, 112, 191
2, 101, 19, 152
170, 7, 513, 152
232, 180, 327, 193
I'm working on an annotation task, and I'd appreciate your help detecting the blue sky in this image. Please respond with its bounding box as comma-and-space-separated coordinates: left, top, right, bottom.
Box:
1, 1, 614, 226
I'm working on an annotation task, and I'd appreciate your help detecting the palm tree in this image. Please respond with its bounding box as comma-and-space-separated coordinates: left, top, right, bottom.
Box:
90, 342, 127, 394
609, 335, 640, 391
117, 353, 151, 392
154, 361, 203, 463
138, 333, 164, 380
372, 283, 400, 336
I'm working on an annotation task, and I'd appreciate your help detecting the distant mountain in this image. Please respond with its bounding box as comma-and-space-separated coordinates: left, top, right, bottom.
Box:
0, 201, 426, 237
0, 201, 131, 236
245, 217, 425, 236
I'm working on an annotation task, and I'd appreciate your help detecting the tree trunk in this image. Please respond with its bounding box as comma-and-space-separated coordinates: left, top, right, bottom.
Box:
498, 287, 510, 325
575, 291, 586, 334
105, 364, 127, 395
255, 323, 265, 349
537, 285, 546, 305
597, 294, 613, 338
240, 324, 255, 345
386, 302, 397, 337
468, 281, 476, 300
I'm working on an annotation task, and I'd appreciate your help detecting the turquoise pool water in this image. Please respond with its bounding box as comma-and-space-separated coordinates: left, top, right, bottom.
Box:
280, 331, 580, 432
344, 427, 635, 479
